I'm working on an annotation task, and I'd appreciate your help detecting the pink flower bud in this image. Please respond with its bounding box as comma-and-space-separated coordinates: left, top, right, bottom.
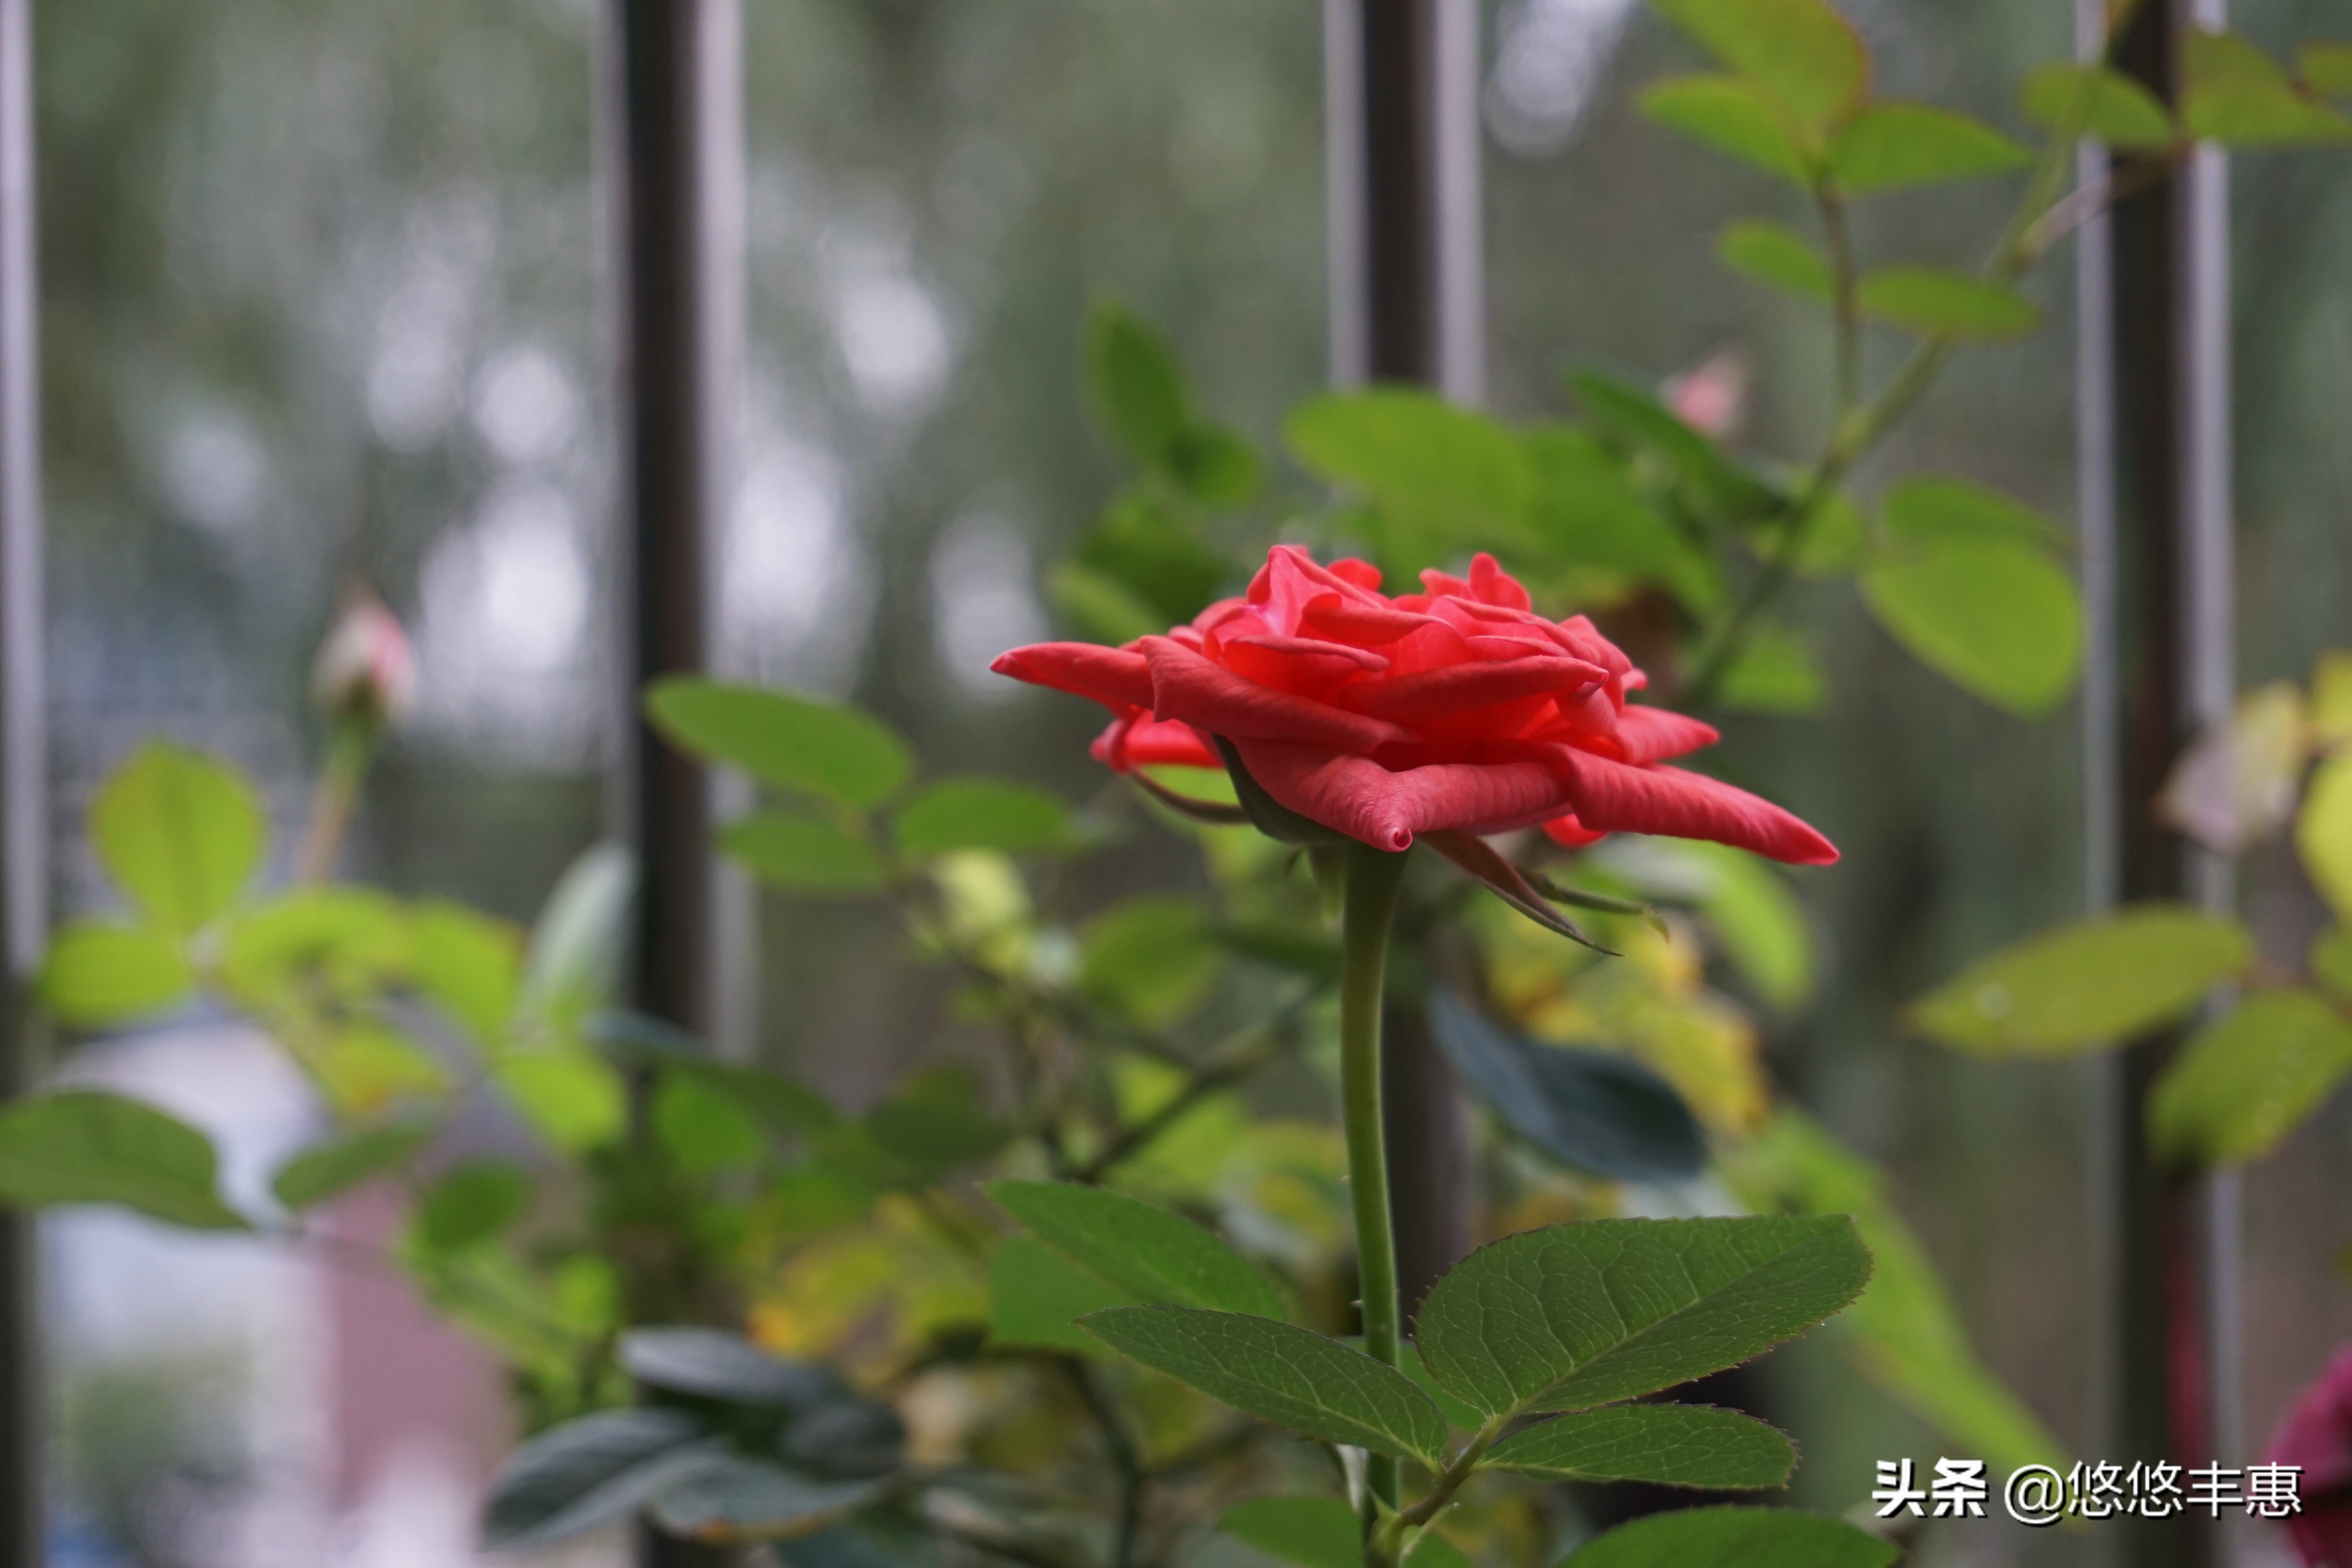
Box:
1664, 348, 1750, 442
311, 590, 417, 726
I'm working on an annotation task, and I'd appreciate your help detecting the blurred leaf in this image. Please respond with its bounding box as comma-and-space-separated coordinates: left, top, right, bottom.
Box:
2156, 682, 2312, 854
1884, 475, 2065, 549
2298, 753, 2352, 922
412, 900, 523, 1040
1640, 75, 1813, 186
1569, 368, 1781, 519
1078, 897, 1223, 1025
1076, 492, 1233, 626
0, 1090, 247, 1230
1717, 220, 1831, 301
2314, 929, 2352, 1000
647, 1454, 882, 1540
987, 1234, 1141, 1353
1860, 537, 2080, 713
1170, 423, 1264, 507
1561, 1507, 1896, 1568
2021, 62, 2176, 149
894, 780, 1073, 858
722, 813, 889, 895
1213, 919, 1343, 980
38, 921, 194, 1027
2184, 30, 2352, 147
1715, 626, 1825, 715
495, 1051, 629, 1152
655, 1074, 768, 1176
1648, 0, 1867, 128
483, 1407, 717, 1550
646, 679, 913, 810
1829, 102, 2031, 194
865, 1065, 1007, 1180
221, 887, 411, 1009
522, 843, 636, 1023
2150, 989, 2352, 1167
415, 1158, 532, 1251
1721, 1109, 2070, 1474
270, 1121, 434, 1210
619, 1328, 835, 1408
1222, 1497, 1356, 1568
2311, 649, 2352, 750
1483, 1403, 1795, 1487
91, 741, 267, 935
1083, 301, 1188, 468
1858, 266, 2039, 339
312, 1022, 452, 1115
1426, 992, 1703, 1182
1524, 426, 1720, 610
1416, 1217, 1870, 1417
1286, 390, 1531, 557
1906, 904, 2253, 1055
990, 1179, 1285, 1318
1049, 561, 1165, 646
1684, 843, 1815, 1012
675, 1059, 837, 1136
1080, 1305, 1449, 1465
2302, 42, 2352, 96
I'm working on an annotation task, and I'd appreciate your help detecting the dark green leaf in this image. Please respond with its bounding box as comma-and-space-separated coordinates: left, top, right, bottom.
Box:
1858, 266, 2040, 339
1223, 1497, 1356, 1568
2020, 63, 2176, 150
1640, 76, 1813, 186
2149, 988, 2352, 1166
1078, 895, 1224, 1025
1426, 993, 1702, 1182
1906, 904, 2254, 1055
1717, 220, 1831, 301
646, 679, 913, 810
415, 1159, 531, 1251
655, 1074, 769, 1175
620, 1328, 835, 1408
648, 1454, 883, 1540
1829, 102, 2030, 194
38, 922, 195, 1028
0, 1090, 248, 1230
270, 1122, 434, 1210
1860, 537, 2080, 713
1084, 301, 1188, 468
90, 741, 267, 934
2184, 30, 2352, 147
1561, 1507, 1896, 1568
1483, 1403, 1795, 1488
988, 1234, 1142, 1353
990, 1180, 1284, 1318
1421, 830, 1608, 952
1415, 1216, 1871, 1418
721, 813, 889, 895
864, 1065, 1008, 1179
894, 780, 1073, 858
1648, 0, 1868, 128
412, 899, 523, 1040
483, 1407, 718, 1549
1079, 1305, 1449, 1465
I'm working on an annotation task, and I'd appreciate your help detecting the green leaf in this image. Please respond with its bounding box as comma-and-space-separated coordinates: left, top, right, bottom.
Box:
1414, 1216, 1871, 1419
619, 1328, 840, 1410
1568, 369, 1782, 520
721, 813, 889, 895
219, 888, 411, 1010
2020, 63, 2176, 150
654, 1073, 768, 1176
863, 1064, 1008, 1181
2150, 989, 2352, 1167
1641, 76, 1812, 185
894, 780, 1073, 858
310, 1022, 452, 1115
414, 1158, 532, 1251
1074, 492, 1233, 628
1078, 897, 1223, 1025
1561, 1507, 1896, 1568
483, 1407, 718, 1550
1523, 428, 1719, 611
1169, 424, 1264, 508
1684, 843, 1815, 1013
521, 843, 635, 1024
1051, 561, 1167, 646
1719, 1110, 2069, 1475
2298, 753, 2352, 922
1829, 102, 2031, 194
647, 1455, 882, 1540
1078, 1305, 1449, 1465
646, 679, 913, 810
1483, 1403, 1795, 1488
1083, 301, 1188, 468
988, 1234, 1142, 1353
494, 1051, 629, 1152
1906, 904, 2254, 1056
990, 1180, 1285, 1318
2313, 929, 2352, 1000
1884, 475, 2065, 549
1858, 266, 2040, 339
2302, 42, 2352, 97
1648, 0, 1868, 128
1860, 537, 2080, 714
1426, 993, 1703, 1183
270, 1122, 434, 1210
1717, 220, 1831, 301
1285, 390, 1531, 559
90, 741, 267, 935
412, 900, 523, 1040
1715, 626, 1824, 715
1222, 1497, 1357, 1568
38, 922, 195, 1028
0, 1090, 248, 1230
2185, 30, 2352, 147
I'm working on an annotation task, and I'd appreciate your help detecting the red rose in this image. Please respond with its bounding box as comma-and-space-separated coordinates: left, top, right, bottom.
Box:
2267, 1347, 2352, 1564
992, 545, 1835, 864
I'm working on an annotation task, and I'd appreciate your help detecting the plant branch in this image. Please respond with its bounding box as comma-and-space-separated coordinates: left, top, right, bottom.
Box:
1338, 842, 1411, 1519
1063, 1359, 1146, 1568
1817, 186, 1861, 417
1073, 1012, 1298, 1184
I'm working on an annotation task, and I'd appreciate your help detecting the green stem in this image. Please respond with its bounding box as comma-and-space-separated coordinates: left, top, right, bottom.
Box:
294, 717, 381, 883
1338, 841, 1411, 1521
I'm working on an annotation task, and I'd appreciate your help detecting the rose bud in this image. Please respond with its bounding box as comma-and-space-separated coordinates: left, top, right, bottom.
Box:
2266, 1346, 2352, 1565
1665, 347, 1750, 442
311, 588, 417, 728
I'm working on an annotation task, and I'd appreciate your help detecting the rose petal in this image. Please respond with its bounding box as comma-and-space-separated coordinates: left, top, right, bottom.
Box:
1093, 715, 1220, 771
1611, 706, 1722, 765
1335, 654, 1607, 724
1329, 558, 1384, 591
1549, 747, 1839, 865
993, 642, 1155, 711
1468, 552, 1534, 611
1220, 633, 1389, 695
1139, 635, 1411, 754
1230, 738, 1577, 851
1541, 813, 1608, 849
1298, 595, 1439, 646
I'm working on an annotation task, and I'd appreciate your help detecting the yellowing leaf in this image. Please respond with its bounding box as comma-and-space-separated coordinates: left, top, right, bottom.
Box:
2150, 989, 2352, 1167
2311, 650, 2352, 751
2156, 682, 2312, 853
494, 1051, 628, 1153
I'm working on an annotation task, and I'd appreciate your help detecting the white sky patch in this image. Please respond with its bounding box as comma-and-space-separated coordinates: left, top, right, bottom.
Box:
470, 344, 581, 467
1485, 0, 1638, 156
722, 430, 873, 694
163, 409, 270, 539
930, 513, 1046, 700
834, 270, 953, 416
